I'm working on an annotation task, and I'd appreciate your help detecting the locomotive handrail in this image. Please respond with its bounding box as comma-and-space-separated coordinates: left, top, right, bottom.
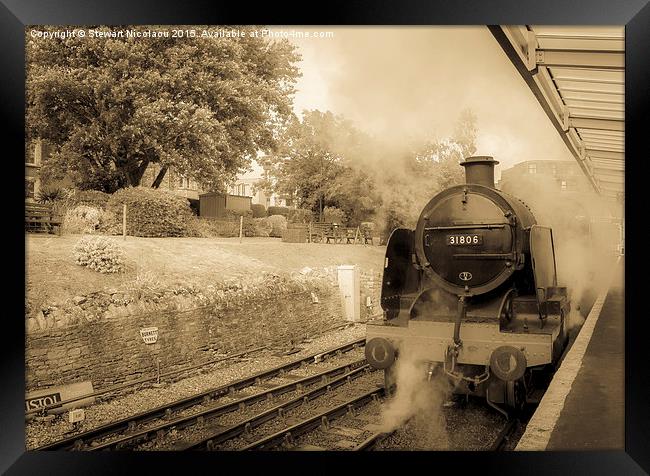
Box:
424, 223, 508, 230
453, 253, 516, 260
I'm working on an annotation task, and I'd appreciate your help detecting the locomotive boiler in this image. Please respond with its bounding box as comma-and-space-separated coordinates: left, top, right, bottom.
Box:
365, 156, 570, 411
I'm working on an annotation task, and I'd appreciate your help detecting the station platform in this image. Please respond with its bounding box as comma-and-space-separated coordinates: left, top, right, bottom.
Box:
517, 256, 624, 450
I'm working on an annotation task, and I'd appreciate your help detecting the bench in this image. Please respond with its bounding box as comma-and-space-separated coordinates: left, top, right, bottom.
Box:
25, 203, 62, 235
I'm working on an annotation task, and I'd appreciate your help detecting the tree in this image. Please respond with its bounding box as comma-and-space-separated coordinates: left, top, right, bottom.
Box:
26, 26, 301, 192
259, 110, 375, 221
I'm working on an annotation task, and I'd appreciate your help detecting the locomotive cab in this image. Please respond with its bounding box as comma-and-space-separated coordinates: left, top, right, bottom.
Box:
365, 156, 570, 411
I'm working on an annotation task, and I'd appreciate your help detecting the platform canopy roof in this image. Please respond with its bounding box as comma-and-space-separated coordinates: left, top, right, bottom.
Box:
489, 25, 624, 202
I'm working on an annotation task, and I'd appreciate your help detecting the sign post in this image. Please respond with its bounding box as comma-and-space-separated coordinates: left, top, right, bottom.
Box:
122, 204, 127, 240
239, 215, 243, 243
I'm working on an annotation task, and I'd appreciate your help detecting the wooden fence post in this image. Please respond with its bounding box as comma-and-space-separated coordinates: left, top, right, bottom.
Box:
308, 222, 312, 243
239, 215, 243, 243
122, 204, 127, 240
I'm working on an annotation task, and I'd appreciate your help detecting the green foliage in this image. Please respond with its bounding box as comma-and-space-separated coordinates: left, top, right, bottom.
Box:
267, 206, 290, 217
36, 186, 65, 203
71, 190, 111, 208
287, 208, 313, 224
26, 27, 301, 192
73, 236, 125, 273
251, 204, 267, 218
63, 205, 102, 234
223, 208, 253, 221
265, 215, 288, 237
185, 217, 239, 238
323, 206, 347, 225
104, 186, 193, 237
260, 110, 379, 223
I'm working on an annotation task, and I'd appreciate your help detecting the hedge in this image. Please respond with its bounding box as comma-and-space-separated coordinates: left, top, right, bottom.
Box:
251, 204, 267, 218
103, 187, 193, 237
267, 206, 290, 217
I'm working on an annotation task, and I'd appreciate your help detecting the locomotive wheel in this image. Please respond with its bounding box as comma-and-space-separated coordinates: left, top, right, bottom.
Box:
384, 365, 397, 397
505, 379, 526, 411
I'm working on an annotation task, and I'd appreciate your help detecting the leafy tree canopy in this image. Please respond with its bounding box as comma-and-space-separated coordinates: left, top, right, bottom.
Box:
259, 110, 379, 222
27, 26, 301, 192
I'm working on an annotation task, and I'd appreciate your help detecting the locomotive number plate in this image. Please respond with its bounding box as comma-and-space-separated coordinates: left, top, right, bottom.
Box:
447, 234, 482, 246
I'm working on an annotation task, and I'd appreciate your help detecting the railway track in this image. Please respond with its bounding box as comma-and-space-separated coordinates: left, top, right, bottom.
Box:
35, 338, 365, 451
183, 364, 379, 451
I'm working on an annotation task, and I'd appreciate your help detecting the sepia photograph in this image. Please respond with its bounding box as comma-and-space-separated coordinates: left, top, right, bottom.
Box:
23, 23, 625, 454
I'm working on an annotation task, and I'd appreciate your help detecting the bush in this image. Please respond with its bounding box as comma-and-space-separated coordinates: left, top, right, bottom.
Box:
251, 204, 267, 218
36, 187, 66, 204
267, 206, 290, 217
223, 208, 253, 221
288, 208, 313, 224
323, 206, 347, 225
104, 187, 193, 237
185, 217, 239, 237
73, 190, 111, 208
63, 205, 102, 234
73, 236, 125, 273
265, 215, 287, 237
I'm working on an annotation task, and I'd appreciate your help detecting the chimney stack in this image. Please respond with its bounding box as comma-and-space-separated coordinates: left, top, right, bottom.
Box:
460, 156, 499, 188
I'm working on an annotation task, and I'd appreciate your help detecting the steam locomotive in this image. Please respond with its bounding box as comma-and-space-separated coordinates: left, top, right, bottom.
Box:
365, 156, 570, 412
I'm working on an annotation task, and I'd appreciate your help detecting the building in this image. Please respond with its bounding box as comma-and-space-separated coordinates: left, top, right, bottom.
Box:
141, 164, 203, 200
227, 161, 293, 208
25, 140, 49, 202
497, 160, 592, 193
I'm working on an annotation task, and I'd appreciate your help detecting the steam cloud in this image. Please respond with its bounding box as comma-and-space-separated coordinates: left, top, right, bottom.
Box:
379, 346, 451, 449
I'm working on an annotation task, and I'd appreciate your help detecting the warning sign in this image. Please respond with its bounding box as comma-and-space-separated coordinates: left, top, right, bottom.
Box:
140, 327, 159, 344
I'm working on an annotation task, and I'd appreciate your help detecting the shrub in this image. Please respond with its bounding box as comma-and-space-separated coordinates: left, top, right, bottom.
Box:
251, 204, 267, 218
265, 215, 287, 237
73, 236, 125, 273
185, 217, 239, 237
223, 208, 253, 222
36, 187, 65, 204
63, 205, 102, 234
267, 206, 290, 217
104, 187, 193, 237
73, 190, 111, 208
323, 206, 347, 225
288, 208, 313, 224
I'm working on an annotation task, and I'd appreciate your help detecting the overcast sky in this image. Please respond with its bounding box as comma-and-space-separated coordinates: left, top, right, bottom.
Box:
278, 26, 576, 180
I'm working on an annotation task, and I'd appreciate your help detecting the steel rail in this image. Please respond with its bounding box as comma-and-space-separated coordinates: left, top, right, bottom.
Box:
241, 387, 384, 451
90, 360, 369, 451
353, 430, 395, 451
35, 337, 365, 451
185, 365, 374, 451
489, 418, 519, 451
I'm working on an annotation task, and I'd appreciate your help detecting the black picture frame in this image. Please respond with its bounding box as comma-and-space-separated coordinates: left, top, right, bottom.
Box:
4, 1, 647, 474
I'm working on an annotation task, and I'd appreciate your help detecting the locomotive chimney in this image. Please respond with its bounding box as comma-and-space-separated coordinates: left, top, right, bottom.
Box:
460, 156, 499, 188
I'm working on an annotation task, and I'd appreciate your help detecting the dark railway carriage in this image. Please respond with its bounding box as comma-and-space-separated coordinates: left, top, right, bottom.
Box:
365, 156, 570, 411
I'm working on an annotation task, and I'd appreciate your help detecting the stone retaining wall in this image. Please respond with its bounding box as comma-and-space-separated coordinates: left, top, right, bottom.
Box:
26, 282, 344, 391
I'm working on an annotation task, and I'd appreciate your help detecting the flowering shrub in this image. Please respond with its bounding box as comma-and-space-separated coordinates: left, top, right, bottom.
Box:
63, 205, 102, 234
73, 236, 125, 273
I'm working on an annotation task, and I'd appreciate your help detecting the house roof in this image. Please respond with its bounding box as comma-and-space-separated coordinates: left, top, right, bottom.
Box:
489, 26, 624, 202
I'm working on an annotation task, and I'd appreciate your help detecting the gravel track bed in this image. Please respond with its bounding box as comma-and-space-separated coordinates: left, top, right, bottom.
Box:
213, 370, 382, 451
376, 398, 512, 450
288, 399, 383, 450
27, 324, 366, 449
135, 357, 372, 450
